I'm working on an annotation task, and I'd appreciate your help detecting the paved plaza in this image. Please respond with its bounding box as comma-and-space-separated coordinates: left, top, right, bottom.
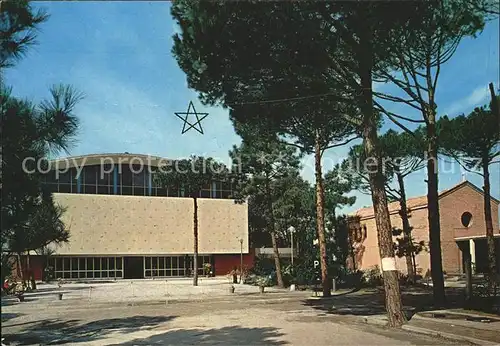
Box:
3, 278, 283, 305
1, 279, 473, 345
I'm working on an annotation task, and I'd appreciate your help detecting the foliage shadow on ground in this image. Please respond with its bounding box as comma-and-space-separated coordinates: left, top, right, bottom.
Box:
111, 326, 287, 345
2, 315, 176, 345
302, 286, 499, 317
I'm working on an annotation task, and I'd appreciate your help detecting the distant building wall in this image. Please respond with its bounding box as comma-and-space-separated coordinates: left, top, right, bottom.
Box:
349, 183, 499, 276
439, 184, 499, 274
53, 193, 249, 256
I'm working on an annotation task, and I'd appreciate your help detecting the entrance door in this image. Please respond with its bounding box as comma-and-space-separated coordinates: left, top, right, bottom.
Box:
123, 257, 144, 279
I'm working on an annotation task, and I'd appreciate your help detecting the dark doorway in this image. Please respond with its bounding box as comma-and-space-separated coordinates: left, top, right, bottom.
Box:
124, 257, 144, 279
458, 240, 469, 274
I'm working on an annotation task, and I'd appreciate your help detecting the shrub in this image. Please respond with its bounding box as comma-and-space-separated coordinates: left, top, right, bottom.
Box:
337, 268, 364, 288
255, 275, 272, 287
362, 266, 383, 287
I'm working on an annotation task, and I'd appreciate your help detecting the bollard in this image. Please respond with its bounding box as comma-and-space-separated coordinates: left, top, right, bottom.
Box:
332, 279, 336, 292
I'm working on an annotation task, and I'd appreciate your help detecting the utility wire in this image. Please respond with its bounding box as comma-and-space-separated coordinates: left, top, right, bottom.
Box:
225, 89, 368, 106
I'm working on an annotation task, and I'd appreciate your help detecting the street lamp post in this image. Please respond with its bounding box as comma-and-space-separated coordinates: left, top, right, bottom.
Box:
239, 238, 243, 284
288, 226, 295, 267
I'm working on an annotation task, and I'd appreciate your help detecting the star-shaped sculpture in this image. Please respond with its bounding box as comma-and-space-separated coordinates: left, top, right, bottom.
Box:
175, 101, 208, 134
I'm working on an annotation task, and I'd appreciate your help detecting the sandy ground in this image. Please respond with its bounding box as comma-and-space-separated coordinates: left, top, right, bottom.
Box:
1, 279, 465, 345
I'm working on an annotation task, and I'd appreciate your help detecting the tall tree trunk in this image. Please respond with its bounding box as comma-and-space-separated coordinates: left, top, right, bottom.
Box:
26, 253, 35, 289
482, 155, 497, 291
358, 14, 406, 327
265, 177, 284, 288
193, 196, 198, 286
396, 172, 415, 282
426, 120, 446, 306
314, 131, 330, 297
16, 253, 23, 280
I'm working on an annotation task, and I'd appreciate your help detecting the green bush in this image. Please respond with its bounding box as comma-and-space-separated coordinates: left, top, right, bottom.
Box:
362, 266, 383, 287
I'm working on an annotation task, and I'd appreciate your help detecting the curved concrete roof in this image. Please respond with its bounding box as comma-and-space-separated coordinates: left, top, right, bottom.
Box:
50, 153, 173, 170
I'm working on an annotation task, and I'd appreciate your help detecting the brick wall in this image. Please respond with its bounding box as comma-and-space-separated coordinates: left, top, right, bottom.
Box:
439, 184, 499, 274
213, 252, 255, 276
350, 183, 499, 276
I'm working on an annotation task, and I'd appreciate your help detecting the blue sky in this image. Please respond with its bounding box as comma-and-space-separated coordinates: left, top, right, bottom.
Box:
5, 2, 499, 216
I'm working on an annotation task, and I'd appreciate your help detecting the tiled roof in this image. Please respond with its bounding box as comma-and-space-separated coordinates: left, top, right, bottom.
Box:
353, 195, 428, 219
351, 180, 496, 220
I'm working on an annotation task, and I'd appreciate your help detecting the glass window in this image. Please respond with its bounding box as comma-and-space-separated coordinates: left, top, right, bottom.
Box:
59, 184, 71, 193
55, 258, 62, 271
87, 258, 94, 270
70, 167, 79, 181
58, 171, 71, 184
98, 164, 112, 185
132, 167, 145, 187
101, 257, 108, 270
71, 258, 78, 271
116, 271, 123, 278
109, 257, 115, 270
116, 258, 122, 270
94, 271, 101, 278
79, 258, 86, 270
121, 186, 132, 195
63, 258, 70, 271
97, 185, 110, 194
95, 258, 101, 270
121, 165, 132, 187
84, 166, 97, 185
44, 183, 59, 193
145, 257, 151, 269
84, 185, 96, 194
86, 271, 93, 278
159, 257, 165, 269
133, 187, 145, 196
79, 272, 85, 278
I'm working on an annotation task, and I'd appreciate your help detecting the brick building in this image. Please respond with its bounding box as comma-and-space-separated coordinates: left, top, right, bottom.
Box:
349, 181, 500, 276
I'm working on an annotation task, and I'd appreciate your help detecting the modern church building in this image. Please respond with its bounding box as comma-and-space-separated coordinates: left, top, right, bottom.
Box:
27, 153, 252, 280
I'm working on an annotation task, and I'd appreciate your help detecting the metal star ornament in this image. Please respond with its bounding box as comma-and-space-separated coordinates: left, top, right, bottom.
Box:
175, 101, 208, 134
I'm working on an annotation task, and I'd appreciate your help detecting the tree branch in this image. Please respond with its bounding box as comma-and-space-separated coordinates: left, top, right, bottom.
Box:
374, 91, 423, 112
324, 135, 359, 150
